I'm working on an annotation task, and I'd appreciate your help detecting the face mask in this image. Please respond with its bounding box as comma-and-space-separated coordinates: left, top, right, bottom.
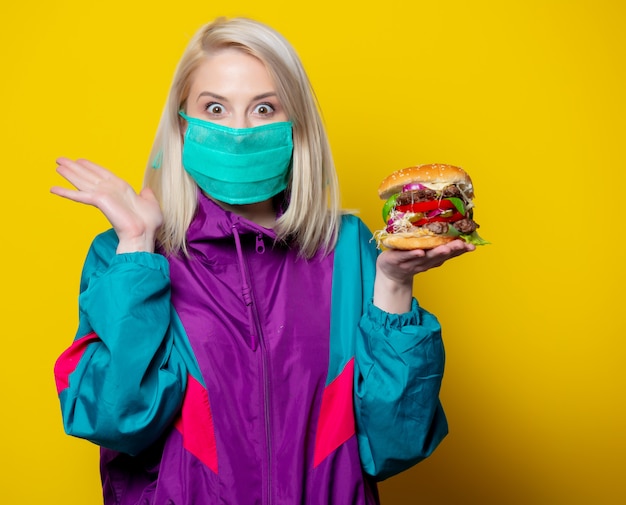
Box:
179, 111, 293, 205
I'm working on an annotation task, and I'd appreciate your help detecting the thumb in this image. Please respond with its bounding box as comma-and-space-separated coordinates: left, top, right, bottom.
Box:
139, 186, 158, 202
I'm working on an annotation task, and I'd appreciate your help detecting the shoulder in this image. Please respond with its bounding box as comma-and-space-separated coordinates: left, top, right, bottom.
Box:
335, 213, 378, 275
339, 213, 372, 239
331, 214, 378, 303
337, 213, 377, 252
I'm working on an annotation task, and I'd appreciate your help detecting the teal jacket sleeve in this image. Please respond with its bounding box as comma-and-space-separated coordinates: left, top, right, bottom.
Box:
355, 300, 448, 480
54, 229, 188, 455
332, 215, 448, 481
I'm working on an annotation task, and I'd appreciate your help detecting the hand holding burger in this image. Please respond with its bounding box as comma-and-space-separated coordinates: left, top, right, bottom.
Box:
375, 163, 489, 250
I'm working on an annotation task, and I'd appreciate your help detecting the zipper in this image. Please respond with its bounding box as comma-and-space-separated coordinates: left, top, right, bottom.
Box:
244, 238, 273, 505
258, 314, 272, 505
256, 232, 266, 254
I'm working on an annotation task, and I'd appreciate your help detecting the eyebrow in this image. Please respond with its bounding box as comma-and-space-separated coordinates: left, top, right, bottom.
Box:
195, 91, 278, 102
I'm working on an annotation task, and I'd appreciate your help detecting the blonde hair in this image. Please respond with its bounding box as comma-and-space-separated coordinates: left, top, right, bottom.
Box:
144, 17, 341, 258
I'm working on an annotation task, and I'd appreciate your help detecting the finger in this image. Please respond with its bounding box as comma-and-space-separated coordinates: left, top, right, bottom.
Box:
445, 241, 476, 257
428, 240, 471, 257
424, 243, 474, 267
75, 158, 116, 181
57, 157, 114, 188
388, 248, 427, 262
56, 157, 98, 176
55, 161, 101, 190
50, 185, 97, 206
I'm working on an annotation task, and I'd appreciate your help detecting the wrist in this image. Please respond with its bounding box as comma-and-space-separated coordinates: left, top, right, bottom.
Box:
116, 231, 156, 254
373, 268, 413, 314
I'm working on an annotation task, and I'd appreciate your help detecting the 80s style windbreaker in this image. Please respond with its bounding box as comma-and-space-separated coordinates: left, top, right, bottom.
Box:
54, 192, 448, 504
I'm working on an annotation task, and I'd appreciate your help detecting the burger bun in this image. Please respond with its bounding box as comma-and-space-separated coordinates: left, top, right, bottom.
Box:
380, 231, 457, 250
378, 163, 474, 200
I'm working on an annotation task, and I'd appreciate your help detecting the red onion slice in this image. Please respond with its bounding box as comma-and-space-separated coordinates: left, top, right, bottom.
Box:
402, 183, 427, 191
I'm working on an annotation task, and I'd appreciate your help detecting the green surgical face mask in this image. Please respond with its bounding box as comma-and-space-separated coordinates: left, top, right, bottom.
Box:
179, 111, 293, 205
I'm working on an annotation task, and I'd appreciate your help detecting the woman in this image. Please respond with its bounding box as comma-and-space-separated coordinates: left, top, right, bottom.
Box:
52, 17, 474, 504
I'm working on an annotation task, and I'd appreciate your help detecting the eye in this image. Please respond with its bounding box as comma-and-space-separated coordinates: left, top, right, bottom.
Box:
253, 103, 275, 116
205, 102, 225, 115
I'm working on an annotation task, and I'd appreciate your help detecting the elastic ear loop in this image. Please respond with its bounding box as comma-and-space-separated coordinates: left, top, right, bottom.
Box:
151, 150, 163, 169
152, 108, 189, 170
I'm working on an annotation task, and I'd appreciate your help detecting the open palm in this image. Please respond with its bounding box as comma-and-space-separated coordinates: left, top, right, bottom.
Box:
51, 157, 163, 253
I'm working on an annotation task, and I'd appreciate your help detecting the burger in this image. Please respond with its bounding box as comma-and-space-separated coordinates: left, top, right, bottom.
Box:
374, 163, 488, 250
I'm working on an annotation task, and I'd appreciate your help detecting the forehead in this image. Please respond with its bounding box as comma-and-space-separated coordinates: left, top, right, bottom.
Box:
189, 49, 276, 95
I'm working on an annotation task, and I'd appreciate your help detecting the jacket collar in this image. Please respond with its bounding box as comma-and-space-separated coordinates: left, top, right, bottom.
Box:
186, 190, 279, 244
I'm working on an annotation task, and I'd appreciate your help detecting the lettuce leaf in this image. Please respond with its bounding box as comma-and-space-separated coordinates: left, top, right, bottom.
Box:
460, 231, 491, 246
446, 197, 466, 215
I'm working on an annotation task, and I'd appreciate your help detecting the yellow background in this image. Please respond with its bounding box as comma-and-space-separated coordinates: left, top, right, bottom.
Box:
2, 0, 624, 503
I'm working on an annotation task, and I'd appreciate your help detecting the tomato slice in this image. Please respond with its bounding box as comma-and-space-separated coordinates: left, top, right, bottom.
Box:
396, 199, 457, 214
414, 212, 465, 226
396, 199, 465, 225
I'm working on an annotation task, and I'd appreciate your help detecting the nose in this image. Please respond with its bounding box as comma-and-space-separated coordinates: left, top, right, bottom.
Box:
226, 113, 252, 129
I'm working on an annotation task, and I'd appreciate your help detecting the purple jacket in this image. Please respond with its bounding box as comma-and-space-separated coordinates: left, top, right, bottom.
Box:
55, 193, 448, 504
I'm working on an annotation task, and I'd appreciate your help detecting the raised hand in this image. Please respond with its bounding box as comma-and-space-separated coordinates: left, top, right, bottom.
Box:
51, 157, 164, 253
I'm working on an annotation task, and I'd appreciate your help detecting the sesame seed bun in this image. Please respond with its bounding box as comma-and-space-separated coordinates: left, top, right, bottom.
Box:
378, 231, 457, 250
378, 163, 474, 200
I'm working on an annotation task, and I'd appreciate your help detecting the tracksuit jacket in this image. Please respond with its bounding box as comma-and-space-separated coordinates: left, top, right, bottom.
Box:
54, 192, 448, 505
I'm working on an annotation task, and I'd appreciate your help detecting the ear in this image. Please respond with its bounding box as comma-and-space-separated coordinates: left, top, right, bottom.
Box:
178, 114, 187, 144
178, 110, 187, 138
